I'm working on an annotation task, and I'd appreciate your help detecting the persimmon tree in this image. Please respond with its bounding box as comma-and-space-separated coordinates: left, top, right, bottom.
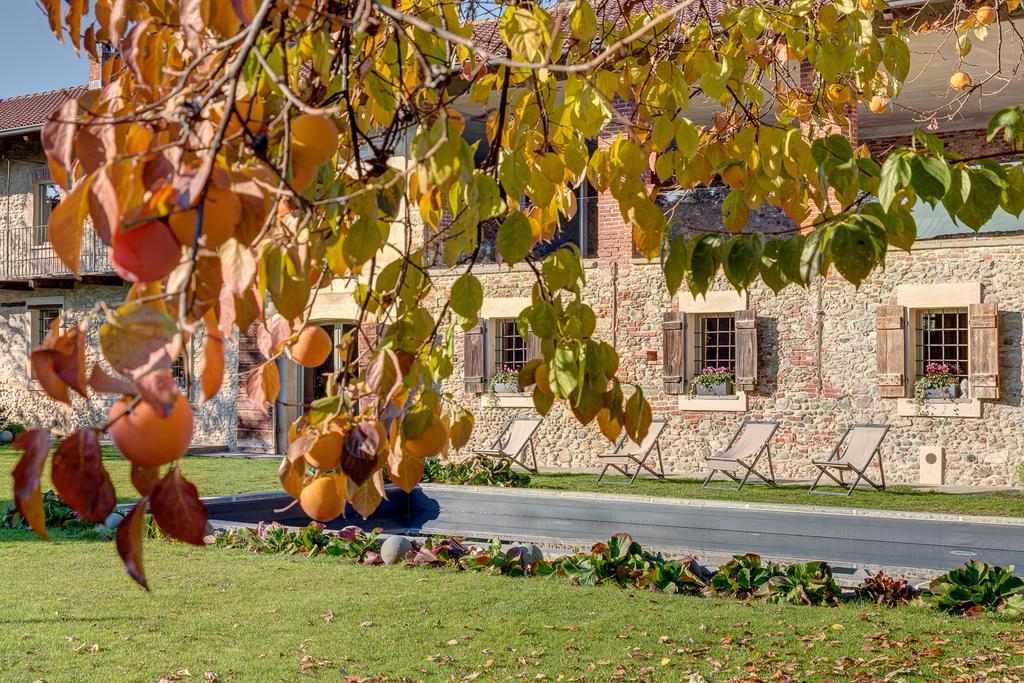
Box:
14, 0, 1024, 587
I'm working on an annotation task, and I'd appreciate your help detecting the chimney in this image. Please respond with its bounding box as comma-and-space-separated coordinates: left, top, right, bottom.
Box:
87, 43, 113, 89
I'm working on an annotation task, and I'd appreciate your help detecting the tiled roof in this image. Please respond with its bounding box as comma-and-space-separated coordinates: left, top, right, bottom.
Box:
0, 86, 87, 137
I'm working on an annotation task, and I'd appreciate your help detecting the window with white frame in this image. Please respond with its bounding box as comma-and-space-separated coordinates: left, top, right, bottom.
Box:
914, 308, 968, 385
34, 182, 61, 245
693, 314, 736, 377
492, 318, 527, 375
33, 306, 60, 349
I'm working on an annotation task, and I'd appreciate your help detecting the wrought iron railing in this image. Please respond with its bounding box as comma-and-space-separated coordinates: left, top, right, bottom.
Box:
0, 225, 113, 280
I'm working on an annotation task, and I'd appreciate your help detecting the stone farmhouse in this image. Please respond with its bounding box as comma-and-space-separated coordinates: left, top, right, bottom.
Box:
0, 12, 1022, 487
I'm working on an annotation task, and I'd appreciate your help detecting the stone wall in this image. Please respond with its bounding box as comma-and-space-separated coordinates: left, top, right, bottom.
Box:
433, 234, 1024, 488
0, 285, 240, 448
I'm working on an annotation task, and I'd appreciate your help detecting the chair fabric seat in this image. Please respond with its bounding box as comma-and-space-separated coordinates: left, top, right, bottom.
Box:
705, 458, 743, 472
598, 455, 635, 465
812, 459, 853, 468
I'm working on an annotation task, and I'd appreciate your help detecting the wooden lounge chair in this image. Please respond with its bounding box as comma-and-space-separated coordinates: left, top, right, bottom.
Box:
473, 417, 543, 473
808, 424, 889, 496
702, 420, 780, 490
595, 419, 669, 485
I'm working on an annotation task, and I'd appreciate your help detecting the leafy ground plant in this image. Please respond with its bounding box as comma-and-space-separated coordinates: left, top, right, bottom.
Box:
927, 560, 1024, 615
767, 561, 842, 606
709, 553, 780, 600
2, 490, 91, 534
856, 571, 921, 606
422, 455, 530, 487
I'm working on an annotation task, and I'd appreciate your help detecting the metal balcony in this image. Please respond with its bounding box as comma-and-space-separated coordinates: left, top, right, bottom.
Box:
0, 224, 120, 289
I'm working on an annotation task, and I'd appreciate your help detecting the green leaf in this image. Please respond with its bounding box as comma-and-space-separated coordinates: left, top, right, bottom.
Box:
759, 239, 789, 293
722, 234, 763, 291
829, 219, 886, 286
957, 167, 1003, 230
721, 189, 750, 234
687, 234, 722, 296
862, 203, 916, 252
496, 213, 533, 265
987, 106, 1024, 145
549, 344, 579, 399
623, 386, 652, 444
528, 301, 558, 339
343, 217, 384, 268
883, 34, 910, 81
878, 151, 911, 211
1002, 164, 1024, 217
569, 1, 597, 42
450, 274, 483, 328
909, 156, 951, 206
663, 235, 688, 296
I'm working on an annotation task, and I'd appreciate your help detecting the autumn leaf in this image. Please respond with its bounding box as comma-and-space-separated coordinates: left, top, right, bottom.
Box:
245, 361, 280, 415
51, 429, 116, 524
150, 467, 210, 546
31, 321, 88, 404
11, 430, 53, 539
131, 463, 161, 497
116, 497, 150, 590
99, 303, 177, 378
135, 369, 181, 417
201, 310, 225, 403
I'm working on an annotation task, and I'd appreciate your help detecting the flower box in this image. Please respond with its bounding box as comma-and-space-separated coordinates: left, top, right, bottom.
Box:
695, 381, 730, 397
923, 384, 959, 400
491, 382, 519, 394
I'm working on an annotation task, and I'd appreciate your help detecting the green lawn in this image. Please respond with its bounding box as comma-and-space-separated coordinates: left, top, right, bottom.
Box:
0, 446, 279, 508
1, 530, 1022, 681
526, 473, 1024, 518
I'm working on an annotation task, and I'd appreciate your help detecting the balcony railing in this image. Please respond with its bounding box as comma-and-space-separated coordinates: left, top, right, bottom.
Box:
0, 225, 113, 281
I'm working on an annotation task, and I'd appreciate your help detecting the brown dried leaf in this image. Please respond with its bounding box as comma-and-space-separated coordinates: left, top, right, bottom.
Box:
41, 98, 77, 188
341, 421, 384, 486
131, 463, 161, 496
245, 361, 280, 415
45, 174, 94, 275
219, 238, 256, 296
348, 470, 384, 519
11, 430, 53, 539
88, 363, 134, 394
116, 497, 149, 590
135, 369, 180, 417
99, 302, 176, 378
150, 467, 209, 546
51, 429, 116, 524
201, 311, 225, 403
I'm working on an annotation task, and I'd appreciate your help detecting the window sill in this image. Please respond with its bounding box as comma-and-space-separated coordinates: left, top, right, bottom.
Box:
679, 391, 748, 412
896, 398, 983, 418
479, 393, 535, 409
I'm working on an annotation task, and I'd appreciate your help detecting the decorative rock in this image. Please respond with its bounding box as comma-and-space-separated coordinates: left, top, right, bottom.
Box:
103, 511, 124, 530
0, 431, 12, 444
380, 535, 412, 564
202, 521, 217, 545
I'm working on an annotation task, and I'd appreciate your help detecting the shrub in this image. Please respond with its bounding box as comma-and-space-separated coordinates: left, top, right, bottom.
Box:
641, 557, 709, 595
926, 560, 1024, 615
767, 561, 842, 606
551, 533, 653, 587
855, 572, 920, 606
460, 539, 540, 576
2, 490, 91, 533
709, 553, 779, 600
217, 522, 382, 561
422, 455, 530, 487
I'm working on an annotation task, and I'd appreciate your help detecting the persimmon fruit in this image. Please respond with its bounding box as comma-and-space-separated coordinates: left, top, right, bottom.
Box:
168, 186, 241, 249
950, 71, 973, 91
288, 326, 333, 368
290, 114, 339, 166
110, 220, 182, 283
108, 394, 194, 467
305, 431, 344, 470
299, 475, 346, 522
404, 420, 448, 459
868, 95, 889, 113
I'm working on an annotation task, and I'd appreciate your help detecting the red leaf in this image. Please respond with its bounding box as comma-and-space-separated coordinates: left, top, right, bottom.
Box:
88, 363, 134, 394
150, 467, 209, 546
256, 314, 292, 359
130, 463, 161, 496
11, 430, 53, 539
201, 311, 225, 403
87, 164, 120, 244
116, 497, 149, 590
135, 369, 181, 417
245, 361, 280, 415
51, 429, 116, 523
31, 321, 89, 405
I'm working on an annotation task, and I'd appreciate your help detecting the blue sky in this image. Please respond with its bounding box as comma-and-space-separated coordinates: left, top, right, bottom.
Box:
0, 3, 89, 99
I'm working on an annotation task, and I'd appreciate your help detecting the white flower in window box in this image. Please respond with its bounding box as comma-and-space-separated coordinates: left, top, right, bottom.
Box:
916, 363, 961, 400
488, 366, 521, 396
691, 366, 735, 397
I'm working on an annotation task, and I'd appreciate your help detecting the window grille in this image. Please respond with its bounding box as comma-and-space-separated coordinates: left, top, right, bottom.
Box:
493, 319, 527, 373
693, 314, 736, 377
35, 307, 60, 348
170, 354, 187, 389
916, 308, 968, 381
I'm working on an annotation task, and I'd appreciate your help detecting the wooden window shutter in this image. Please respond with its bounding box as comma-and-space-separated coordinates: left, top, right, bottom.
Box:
662, 312, 685, 394
875, 305, 906, 398
968, 303, 1000, 399
735, 309, 758, 391
463, 321, 486, 394
526, 331, 542, 361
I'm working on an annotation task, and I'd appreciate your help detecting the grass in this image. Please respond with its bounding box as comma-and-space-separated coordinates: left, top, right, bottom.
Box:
0, 446, 279, 509
525, 473, 1024, 518
1, 530, 1022, 681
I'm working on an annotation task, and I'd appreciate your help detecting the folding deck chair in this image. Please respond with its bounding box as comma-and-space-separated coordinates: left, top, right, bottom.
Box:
808, 423, 889, 496
473, 417, 543, 473
595, 419, 668, 485
702, 420, 780, 490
